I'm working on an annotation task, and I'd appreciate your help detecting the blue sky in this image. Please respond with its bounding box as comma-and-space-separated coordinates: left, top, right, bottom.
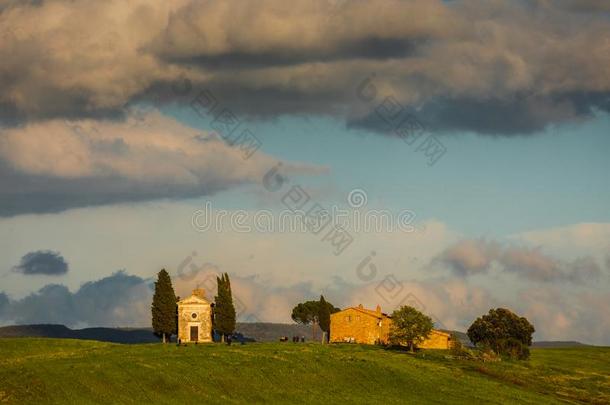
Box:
166, 105, 610, 237
0, 0, 609, 344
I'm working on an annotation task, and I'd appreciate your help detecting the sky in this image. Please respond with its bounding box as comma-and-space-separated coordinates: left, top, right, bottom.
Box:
0, 0, 609, 344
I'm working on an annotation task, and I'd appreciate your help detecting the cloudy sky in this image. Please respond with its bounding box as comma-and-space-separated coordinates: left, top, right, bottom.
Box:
1, 0, 609, 344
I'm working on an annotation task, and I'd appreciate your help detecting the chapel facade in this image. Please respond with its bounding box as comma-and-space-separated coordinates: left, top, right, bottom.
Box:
177, 289, 213, 343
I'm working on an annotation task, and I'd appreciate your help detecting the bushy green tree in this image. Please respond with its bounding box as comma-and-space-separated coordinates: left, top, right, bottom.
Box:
291, 298, 340, 341
467, 308, 535, 360
214, 273, 236, 341
389, 306, 433, 351
291, 301, 318, 324
151, 269, 177, 343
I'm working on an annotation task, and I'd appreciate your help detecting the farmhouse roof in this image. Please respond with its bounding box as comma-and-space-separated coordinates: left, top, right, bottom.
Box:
429, 329, 451, 338
334, 304, 391, 319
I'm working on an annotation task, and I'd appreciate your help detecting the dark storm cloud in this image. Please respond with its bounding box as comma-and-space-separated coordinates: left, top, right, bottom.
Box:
1, 0, 609, 135
13, 251, 69, 276
161, 37, 421, 70
12, 284, 74, 324
381, 92, 610, 136
415, 95, 591, 136
0, 161, 234, 217
0, 271, 153, 327
1, 0, 609, 215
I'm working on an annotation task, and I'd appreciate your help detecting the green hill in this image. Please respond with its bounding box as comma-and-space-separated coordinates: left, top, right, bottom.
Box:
0, 339, 608, 404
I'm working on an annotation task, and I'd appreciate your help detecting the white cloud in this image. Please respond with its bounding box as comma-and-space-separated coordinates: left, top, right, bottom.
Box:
0, 109, 326, 215
435, 237, 604, 283
513, 223, 610, 258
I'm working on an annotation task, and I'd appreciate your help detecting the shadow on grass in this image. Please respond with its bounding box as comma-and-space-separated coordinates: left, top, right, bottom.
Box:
383, 344, 419, 354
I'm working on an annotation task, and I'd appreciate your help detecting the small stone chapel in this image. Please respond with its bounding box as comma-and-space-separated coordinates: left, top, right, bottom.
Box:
177, 288, 213, 343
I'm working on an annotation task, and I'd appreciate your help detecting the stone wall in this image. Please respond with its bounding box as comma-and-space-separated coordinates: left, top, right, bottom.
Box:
330, 308, 390, 344
418, 330, 452, 349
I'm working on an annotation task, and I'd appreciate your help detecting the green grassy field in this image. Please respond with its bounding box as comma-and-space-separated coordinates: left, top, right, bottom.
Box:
0, 339, 608, 404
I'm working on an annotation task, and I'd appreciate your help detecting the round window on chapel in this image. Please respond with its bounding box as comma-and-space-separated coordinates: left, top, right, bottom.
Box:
191, 312, 197, 319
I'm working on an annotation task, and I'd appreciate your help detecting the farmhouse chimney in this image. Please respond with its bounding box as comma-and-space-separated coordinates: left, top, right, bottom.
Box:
376, 304, 381, 314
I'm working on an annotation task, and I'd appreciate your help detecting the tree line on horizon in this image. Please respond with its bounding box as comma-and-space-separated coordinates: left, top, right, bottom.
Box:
152, 269, 535, 359
290, 297, 535, 359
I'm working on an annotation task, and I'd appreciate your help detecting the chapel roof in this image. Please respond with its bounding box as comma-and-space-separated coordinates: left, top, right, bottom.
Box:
178, 289, 211, 305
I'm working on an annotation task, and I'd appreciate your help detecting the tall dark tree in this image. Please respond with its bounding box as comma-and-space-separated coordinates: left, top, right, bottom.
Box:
214, 273, 236, 341
174, 295, 181, 336
467, 308, 535, 359
318, 295, 331, 342
151, 269, 177, 343
224, 274, 237, 335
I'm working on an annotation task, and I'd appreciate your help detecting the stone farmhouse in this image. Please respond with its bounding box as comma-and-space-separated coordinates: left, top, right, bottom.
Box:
177, 289, 213, 343
330, 304, 453, 349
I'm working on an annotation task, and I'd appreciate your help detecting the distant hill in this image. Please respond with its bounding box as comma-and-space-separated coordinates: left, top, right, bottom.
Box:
0, 323, 320, 344
235, 322, 322, 342
0, 324, 591, 348
440, 330, 591, 349
0, 324, 159, 344
531, 341, 591, 348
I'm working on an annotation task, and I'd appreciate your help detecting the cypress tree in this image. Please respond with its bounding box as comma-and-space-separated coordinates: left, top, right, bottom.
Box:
151, 269, 177, 343
214, 274, 224, 341
224, 274, 236, 334
318, 295, 331, 343
214, 273, 236, 341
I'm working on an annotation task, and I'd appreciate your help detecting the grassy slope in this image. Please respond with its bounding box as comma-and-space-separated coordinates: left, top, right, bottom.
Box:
0, 339, 608, 404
